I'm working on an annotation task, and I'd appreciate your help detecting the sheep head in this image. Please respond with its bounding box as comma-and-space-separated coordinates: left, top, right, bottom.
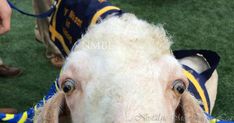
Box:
36, 14, 208, 123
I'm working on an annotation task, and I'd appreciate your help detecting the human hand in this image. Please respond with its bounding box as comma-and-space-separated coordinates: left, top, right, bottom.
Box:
0, 0, 12, 35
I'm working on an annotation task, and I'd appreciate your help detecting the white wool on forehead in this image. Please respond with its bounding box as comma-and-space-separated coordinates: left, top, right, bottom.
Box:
67, 13, 174, 103
74, 13, 172, 63
81, 63, 166, 122
65, 13, 175, 122
67, 12, 173, 111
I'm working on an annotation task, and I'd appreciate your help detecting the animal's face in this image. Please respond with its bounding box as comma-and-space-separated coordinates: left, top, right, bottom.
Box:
36, 14, 209, 123
57, 52, 188, 123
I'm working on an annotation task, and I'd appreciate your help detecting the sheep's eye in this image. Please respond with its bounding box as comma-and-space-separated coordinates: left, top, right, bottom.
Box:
173, 80, 186, 95
62, 79, 76, 94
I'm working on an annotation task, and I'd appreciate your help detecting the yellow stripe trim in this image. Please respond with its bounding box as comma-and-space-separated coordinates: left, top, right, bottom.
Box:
210, 119, 218, 123
2, 114, 14, 121
183, 69, 209, 113
55, 81, 60, 91
43, 97, 46, 104
51, 0, 62, 40
52, 0, 62, 27
17, 112, 27, 123
49, 26, 70, 54
91, 6, 120, 25
50, 0, 70, 55
34, 105, 38, 111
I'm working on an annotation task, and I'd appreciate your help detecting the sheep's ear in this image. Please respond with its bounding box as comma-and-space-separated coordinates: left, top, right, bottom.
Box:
179, 92, 209, 123
35, 92, 71, 123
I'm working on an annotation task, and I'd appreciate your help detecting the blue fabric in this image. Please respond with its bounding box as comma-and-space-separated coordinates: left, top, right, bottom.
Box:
175, 50, 233, 122
183, 65, 211, 113
218, 121, 234, 123
7, 0, 55, 18
206, 113, 234, 123
174, 50, 220, 82
0, 80, 59, 123
0, 113, 6, 119
49, 0, 122, 57
8, 113, 23, 123
174, 50, 221, 114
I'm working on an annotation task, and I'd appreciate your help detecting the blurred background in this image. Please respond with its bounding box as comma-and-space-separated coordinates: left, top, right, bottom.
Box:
0, 0, 233, 120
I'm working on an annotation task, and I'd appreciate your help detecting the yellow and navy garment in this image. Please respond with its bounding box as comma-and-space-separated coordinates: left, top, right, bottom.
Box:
174, 50, 220, 114
49, 0, 122, 57
173, 50, 234, 123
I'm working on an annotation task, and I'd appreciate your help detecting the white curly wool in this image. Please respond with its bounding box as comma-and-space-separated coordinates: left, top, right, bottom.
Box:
65, 14, 175, 123
75, 14, 172, 60
37, 13, 211, 123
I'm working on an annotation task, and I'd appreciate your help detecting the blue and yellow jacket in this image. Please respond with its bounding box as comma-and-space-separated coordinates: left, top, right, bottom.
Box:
174, 50, 232, 123
49, 0, 122, 57
174, 50, 220, 114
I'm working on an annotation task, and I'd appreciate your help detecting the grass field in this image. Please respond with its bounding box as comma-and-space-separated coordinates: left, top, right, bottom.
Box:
0, 0, 234, 120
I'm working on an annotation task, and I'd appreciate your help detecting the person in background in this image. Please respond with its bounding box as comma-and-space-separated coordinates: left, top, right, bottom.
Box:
0, 0, 21, 114
0, 0, 22, 77
33, 0, 64, 68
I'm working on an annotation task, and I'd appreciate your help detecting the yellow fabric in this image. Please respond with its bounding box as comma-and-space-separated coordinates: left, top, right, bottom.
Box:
49, 26, 70, 54
49, 0, 70, 55
91, 6, 120, 25
51, 0, 61, 40
34, 105, 38, 111
17, 112, 27, 123
43, 97, 46, 104
55, 81, 60, 91
183, 69, 209, 113
52, 0, 62, 28
210, 119, 218, 123
2, 114, 14, 121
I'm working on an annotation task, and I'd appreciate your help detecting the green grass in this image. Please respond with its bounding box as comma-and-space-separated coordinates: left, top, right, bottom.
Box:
0, 0, 234, 120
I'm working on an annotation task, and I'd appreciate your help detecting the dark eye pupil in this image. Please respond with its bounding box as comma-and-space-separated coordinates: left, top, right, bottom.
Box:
63, 85, 72, 93
176, 86, 185, 94
62, 79, 76, 93
173, 80, 186, 94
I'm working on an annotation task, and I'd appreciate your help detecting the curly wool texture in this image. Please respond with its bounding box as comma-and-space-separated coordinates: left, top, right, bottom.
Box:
35, 13, 212, 123
64, 13, 176, 123
75, 13, 172, 62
